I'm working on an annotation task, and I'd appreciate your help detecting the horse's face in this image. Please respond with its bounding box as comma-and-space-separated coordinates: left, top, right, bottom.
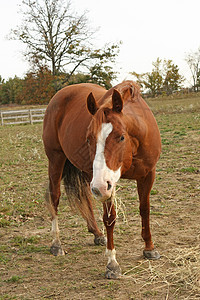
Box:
86, 90, 132, 201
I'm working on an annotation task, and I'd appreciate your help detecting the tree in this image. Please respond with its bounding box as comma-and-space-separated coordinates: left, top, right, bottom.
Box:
185, 47, 200, 92
197, 69, 200, 89
0, 68, 56, 105
131, 58, 184, 97
0, 76, 5, 85
17, 67, 55, 104
10, 0, 120, 87
163, 59, 184, 95
66, 65, 116, 90
131, 58, 163, 97
0, 76, 23, 104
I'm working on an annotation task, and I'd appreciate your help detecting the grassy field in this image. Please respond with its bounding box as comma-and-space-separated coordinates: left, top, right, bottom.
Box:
0, 94, 200, 299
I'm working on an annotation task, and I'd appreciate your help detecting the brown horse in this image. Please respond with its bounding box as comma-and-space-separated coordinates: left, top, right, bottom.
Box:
43, 80, 161, 279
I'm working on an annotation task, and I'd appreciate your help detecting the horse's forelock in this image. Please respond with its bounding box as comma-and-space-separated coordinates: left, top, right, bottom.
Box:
87, 108, 107, 138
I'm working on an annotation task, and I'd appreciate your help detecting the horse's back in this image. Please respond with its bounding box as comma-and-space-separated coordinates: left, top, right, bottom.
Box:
46, 83, 105, 113
43, 83, 106, 171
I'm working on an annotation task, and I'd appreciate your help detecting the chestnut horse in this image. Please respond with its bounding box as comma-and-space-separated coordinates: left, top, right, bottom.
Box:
43, 80, 161, 279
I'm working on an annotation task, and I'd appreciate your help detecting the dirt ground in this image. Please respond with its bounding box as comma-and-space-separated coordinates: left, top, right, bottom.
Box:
0, 96, 200, 299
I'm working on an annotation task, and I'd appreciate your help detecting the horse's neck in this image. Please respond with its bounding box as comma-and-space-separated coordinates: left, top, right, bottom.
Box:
122, 112, 146, 140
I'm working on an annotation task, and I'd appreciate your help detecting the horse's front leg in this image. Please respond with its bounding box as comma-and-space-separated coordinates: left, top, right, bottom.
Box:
103, 199, 121, 279
137, 168, 160, 260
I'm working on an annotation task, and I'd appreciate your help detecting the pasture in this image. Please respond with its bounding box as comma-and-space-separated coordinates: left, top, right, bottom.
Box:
0, 94, 200, 299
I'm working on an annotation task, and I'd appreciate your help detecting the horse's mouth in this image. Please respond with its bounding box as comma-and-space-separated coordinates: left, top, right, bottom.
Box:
91, 187, 113, 203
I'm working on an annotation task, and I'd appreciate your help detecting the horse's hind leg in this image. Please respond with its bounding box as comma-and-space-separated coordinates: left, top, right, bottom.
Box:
137, 168, 160, 260
46, 151, 66, 256
85, 198, 107, 246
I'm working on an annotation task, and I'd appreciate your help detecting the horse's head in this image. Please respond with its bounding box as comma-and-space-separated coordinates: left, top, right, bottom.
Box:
86, 88, 133, 202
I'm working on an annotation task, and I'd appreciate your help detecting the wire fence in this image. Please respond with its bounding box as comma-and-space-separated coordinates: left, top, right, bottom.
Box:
0, 108, 46, 126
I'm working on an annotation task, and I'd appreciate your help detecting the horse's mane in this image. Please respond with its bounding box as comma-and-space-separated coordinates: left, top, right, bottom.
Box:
101, 80, 141, 107
114, 80, 141, 101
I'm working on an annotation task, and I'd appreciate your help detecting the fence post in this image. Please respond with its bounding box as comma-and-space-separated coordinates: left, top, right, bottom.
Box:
29, 109, 33, 125
0, 111, 3, 126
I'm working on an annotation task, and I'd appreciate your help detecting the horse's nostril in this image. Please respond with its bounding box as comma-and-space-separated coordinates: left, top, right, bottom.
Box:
107, 181, 112, 191
92, 187, 102, 197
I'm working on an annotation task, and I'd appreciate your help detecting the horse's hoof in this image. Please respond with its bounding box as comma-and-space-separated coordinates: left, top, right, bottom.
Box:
105, 261, 121, 279
50, 245, 65, 256
94, 235, 107, 246
143, 249, 160, 260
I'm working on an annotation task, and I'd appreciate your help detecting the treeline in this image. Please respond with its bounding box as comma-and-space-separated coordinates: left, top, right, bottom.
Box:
0, 67, 115, 105
0, 69, 52, 105
0, 57, 198, 105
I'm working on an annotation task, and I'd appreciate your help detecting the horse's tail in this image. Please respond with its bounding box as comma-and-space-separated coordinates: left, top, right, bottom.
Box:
62, 159, 94, 227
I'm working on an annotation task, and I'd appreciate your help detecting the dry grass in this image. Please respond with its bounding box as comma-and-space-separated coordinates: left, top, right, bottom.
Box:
122, 246, 200, 299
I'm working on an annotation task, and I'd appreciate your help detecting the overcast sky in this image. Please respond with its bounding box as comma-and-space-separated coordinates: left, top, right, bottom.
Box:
0, 0, 200, 86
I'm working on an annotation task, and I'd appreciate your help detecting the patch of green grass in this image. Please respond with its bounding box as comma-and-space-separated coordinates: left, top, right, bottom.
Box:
11, 235, 39, 246
161, 138, 172, 145
104, 280, 119, 291
5, 275, 23, 284
0, 123, 47, 227
0, 254, 11, 264
0, 295, 18, 300
0, 218, 11, 227
9, 235, 49, 254
166, 167, 175, 173
150, 189, 158, 195
173, 130, 187, 137
180, 167, 198, 173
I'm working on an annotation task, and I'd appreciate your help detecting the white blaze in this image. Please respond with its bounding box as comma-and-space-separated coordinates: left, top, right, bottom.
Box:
91, 122, 121, 198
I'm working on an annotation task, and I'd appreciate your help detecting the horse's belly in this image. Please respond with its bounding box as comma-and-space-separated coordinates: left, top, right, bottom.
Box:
59, 123, 93, 174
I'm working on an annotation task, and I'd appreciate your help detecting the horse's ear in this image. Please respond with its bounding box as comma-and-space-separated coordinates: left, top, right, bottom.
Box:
112, 89, 123, 113
87, 92, 99, 115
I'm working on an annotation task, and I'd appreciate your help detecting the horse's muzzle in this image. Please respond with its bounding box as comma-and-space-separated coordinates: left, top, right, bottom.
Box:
91, 181, 113, 202
91, 187, 102, 198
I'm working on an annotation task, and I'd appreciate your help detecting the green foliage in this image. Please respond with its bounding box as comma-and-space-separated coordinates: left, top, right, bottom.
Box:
19, 67, 55, 104
0, 68, 54, 105
0, 66, 115, 105
0, 76, 23, 104
131, 58, 184, 97
163, 59, 184, 95
0, 75, 5, 84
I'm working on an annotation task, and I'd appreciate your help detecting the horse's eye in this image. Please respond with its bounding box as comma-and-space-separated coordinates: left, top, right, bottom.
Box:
87, 138, 90, 145
120, 135, 125, 142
